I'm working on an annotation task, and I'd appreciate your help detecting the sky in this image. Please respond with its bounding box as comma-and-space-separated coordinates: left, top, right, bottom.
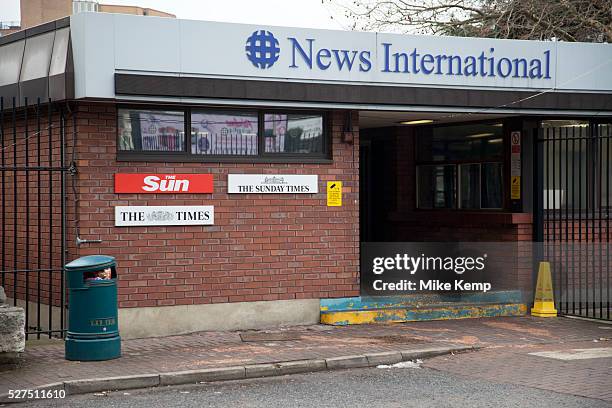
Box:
0, 0, 351, 30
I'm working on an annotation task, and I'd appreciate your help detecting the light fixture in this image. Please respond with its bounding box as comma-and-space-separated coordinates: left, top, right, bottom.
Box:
398, 119, 434, 125
559, 123, 589, 128
488, 138, 503, 144
466, 133, 495, 139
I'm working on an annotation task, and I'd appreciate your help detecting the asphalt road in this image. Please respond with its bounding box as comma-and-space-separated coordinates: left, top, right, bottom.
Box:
16, 366, 611, 408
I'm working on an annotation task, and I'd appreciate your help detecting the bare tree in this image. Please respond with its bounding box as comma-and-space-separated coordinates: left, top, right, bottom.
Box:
328, 0, 612, 42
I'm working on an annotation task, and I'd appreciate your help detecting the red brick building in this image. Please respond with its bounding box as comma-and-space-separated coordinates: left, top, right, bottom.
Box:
0, 13, 610, 338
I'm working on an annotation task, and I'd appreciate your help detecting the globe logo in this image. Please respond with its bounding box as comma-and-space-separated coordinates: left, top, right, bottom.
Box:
245, 30, 280, 69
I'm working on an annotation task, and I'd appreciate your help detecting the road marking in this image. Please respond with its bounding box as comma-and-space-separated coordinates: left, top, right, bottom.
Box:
529, 347, 612, 360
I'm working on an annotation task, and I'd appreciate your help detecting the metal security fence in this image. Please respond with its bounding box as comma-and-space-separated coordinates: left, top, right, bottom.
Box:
0, 97, 72, 338
190, 131, 325, 155
535, 121, 611, 320
191, 131, 258, 155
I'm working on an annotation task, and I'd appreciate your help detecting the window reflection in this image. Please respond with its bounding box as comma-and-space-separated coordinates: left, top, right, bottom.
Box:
191, 111, 258, 156
118, 109, 184, 152
264, 114, 323, 154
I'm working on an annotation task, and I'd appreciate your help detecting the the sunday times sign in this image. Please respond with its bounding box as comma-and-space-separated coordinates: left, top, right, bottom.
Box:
115, 206, 214, 226
228, 175, 318, 193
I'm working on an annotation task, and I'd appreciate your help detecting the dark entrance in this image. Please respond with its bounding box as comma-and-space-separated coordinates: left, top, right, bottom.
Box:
534, 120, 611, 320
359, 128, 397, 242
0, 97, 72, 338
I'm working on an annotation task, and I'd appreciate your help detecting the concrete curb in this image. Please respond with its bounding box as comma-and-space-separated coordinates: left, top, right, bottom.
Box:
0, 344, 478, 403
64, 374, 160, 395
160, 366, 246, 386
325, 355, 369, 370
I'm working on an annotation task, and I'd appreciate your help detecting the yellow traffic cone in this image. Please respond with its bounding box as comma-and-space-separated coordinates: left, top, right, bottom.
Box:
531, 261, 558, 317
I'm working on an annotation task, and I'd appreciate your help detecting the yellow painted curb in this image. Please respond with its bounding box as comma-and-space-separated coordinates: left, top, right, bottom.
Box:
320, 303, 527, 325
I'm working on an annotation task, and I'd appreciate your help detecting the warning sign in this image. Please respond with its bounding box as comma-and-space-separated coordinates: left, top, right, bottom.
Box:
327, 181, 342, 207
511, 132, 521, 147
510, 131, 521, 200
511, 176, 521, 200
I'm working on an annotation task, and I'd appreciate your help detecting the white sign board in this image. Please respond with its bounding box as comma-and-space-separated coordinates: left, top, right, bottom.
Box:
115, 206, 214, 226
228, 174, 318, 194
70, 13, 612, 101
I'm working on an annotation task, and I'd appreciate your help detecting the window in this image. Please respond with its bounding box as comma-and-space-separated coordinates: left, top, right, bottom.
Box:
191, 111, 258, 156
459, 163, 504, 209
73, 1, 99, 13
118, 109, 185, 152
416, 123, 504, 210
417, 165, 456, 209
117, 108, 329, 162
417, 123, 504, 161
264, 114, 324, 154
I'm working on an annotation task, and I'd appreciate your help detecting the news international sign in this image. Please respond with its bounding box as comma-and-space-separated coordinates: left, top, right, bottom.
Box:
245, 30, 551, 81
74, 13, 612, 99
236, 26, 557, 89
114, 174, 214, 194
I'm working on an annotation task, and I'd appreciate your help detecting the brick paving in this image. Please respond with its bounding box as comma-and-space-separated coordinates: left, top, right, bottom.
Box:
1, 316, 610, 399
425, 339, 612, 402
424, 319, 612, 402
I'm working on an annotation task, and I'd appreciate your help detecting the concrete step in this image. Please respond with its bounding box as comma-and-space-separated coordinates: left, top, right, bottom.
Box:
320, 290, 525, 312
320, 302, 527, 325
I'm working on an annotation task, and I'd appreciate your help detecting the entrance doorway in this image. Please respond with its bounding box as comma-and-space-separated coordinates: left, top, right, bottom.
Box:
358, 110, 513, 243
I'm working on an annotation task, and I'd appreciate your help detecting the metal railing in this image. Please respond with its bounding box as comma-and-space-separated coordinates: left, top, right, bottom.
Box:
0, 97, 70, 338
535, 122, 611, 320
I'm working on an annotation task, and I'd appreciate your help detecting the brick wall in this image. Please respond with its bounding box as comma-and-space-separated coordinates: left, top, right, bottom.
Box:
74, 102, 360, 308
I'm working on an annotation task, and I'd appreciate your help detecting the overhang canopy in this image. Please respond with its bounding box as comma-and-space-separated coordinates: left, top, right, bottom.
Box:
0, 17, 73, 107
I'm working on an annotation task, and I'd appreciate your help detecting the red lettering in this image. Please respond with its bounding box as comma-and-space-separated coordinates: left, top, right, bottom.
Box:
115, 174, 213, 194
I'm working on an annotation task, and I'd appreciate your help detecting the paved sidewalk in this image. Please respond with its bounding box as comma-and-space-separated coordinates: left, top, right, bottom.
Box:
1, 316, 610, 396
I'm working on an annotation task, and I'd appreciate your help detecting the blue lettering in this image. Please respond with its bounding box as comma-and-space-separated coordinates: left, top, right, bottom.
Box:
447, 55, 462, 75
464, 56, 477, 76
410, 48, 420, 74
288, 37, 313, 69
488, 48, 495, 77
420, 54, 434, 74
317, 48, 332, 70
382, 43, 392, 72
529, 58, 543, 78
497, 57, 512, 77
393, 52, 410, 73
435, 55, 447, 74
478, 52, 487, 76
289, 40, 553, 81
512, 58, 528, 78
333, 49, 358, 71
359, 50, 372, 72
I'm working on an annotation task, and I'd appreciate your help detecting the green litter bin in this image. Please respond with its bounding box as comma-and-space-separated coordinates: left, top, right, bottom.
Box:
65, 255, 121, 361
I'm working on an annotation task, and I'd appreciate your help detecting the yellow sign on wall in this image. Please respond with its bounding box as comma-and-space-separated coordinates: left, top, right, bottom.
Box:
327, 181, 342, 207
511, 176, 521, 200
